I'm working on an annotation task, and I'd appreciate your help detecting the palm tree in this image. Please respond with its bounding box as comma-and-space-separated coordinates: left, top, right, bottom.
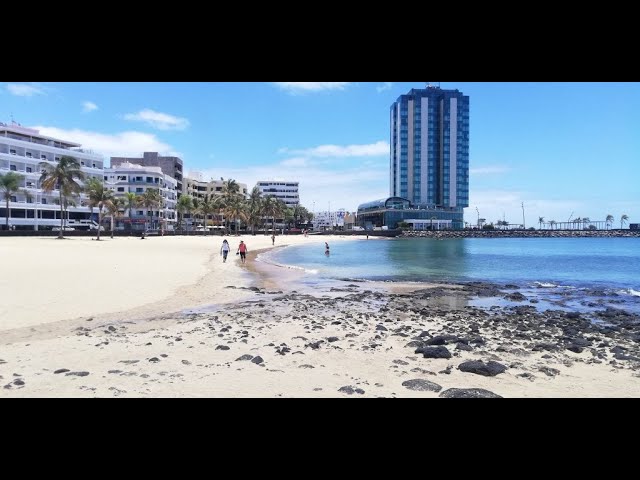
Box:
549, 220, 556, 230
284, 206, 295, 230
85, 177, 116, 241
621, 214, 629, 229
606, 214, 614, 230
538, 216, 544, 230
59, 183, 78, 231
197, 194, 218, 235
106, 197, 124, 239
224, 196, 247, 235
121, 192, 138, 234
176, 194, 194, 233
139, 188, 162, 231
582, 217, 590, 230
39, 156, 85, 239
221, 179, 241, 233
573, 217, 581, 230
0, 172, 29, 230
246, 186, 263, 235
262, 196, 286, 235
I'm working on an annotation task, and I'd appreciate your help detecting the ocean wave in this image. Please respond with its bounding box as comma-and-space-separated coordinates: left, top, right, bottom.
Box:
617, 288, 640, 297
255, 252, 318, 274
533, 281, 577, 289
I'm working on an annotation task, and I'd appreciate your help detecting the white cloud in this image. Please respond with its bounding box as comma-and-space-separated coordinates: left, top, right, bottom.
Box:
82, 101, 98, 113
273, 82, 351, 94
376, 82, 393, 93
281, 141, 389, 158
470, 165, 510, 175
279, 157, 309, 167
123, 108, 190, 130
6, 83, 45, 97
32, 126, 178, 159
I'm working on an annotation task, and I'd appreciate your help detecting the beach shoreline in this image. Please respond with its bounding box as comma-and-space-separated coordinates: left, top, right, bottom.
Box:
1, 235, 639, 397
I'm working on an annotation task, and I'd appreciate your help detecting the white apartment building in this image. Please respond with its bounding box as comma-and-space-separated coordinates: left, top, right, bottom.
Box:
0, 122, 105, 230
184, 176, 248, 200
104, 162, 177, 231
256, 180, 299, 207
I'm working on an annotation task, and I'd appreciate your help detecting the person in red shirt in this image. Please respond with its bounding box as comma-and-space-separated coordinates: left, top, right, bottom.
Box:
237, 240, 248, 264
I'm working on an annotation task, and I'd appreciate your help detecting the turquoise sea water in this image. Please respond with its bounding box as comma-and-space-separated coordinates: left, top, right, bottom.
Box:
259, 238, 640, 294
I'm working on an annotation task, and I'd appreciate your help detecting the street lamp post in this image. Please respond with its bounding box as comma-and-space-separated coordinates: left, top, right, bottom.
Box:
521, 202, 526, 229
476, 206, 480, 228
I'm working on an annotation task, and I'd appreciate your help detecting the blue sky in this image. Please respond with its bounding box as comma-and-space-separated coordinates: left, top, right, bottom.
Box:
1, 82, 638, 225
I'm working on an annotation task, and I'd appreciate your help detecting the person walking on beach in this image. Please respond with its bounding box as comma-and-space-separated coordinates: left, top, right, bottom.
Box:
325, 242, 330, 256
271, 234, 275, 246
220, 239, 231, 263
237, 240, 248, 264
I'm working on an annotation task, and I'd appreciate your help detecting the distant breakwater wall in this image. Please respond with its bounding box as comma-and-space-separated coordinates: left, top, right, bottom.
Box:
401, 229, 640, 239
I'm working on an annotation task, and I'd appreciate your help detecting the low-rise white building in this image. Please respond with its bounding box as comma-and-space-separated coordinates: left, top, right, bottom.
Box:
104, 162, 177, 231
313, 209, 349, 230
0, 122, 105, 230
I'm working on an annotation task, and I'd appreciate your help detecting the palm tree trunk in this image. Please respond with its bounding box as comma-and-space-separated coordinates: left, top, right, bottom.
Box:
129, 207, 133, 236
5, 198, 9, 230
58, 190, 64, 239
97, 209, 102, 240
111, 214, 114, 239
272, 216, 275, 236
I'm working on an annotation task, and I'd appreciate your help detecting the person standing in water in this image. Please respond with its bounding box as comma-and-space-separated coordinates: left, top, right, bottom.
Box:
237, 240, 248, 264
325, 242, 330, 255
220, 239, 231, 263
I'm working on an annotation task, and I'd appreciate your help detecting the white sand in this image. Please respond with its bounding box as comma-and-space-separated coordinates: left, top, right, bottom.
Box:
0, 234, 356, 332
1, 234, 638, 398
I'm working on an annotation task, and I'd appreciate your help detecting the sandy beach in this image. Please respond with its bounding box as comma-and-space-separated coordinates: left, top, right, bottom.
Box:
1, 234, 639, 397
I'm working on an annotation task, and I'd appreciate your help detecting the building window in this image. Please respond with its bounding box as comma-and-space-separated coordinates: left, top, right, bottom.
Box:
136, 188, 143, 193
10, 165, 16, 171
26, 167, 32, 173
117, 187, 125, 192
41, 155, 47, 160
10, 196, 17, 202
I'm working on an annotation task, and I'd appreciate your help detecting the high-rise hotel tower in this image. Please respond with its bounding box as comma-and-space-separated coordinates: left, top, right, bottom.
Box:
390, 85, 469, 211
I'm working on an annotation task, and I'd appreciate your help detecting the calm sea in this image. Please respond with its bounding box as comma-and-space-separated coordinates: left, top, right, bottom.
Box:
259, 237, 640, 296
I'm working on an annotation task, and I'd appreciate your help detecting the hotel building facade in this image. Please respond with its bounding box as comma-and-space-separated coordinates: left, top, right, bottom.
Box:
111, 152, 184, 195
0, 123, 105, 230
103, 163, 178, 231
359, 85, 469, 230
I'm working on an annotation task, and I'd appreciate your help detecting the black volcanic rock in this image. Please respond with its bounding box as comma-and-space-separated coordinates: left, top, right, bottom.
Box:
402, 379, 442, 392
422, 346, 452, 359
439, 388, 502, 398
458, 360, 507, 377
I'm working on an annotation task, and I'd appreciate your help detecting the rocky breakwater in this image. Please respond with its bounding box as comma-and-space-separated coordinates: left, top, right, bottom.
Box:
402, 229, 640, 239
